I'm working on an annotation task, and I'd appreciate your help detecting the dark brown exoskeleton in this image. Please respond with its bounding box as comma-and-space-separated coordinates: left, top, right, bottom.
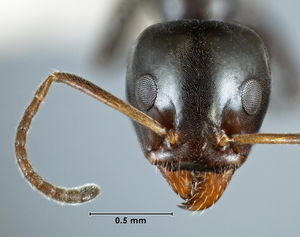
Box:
15, 2, 300, 211
126, 20, 272, 210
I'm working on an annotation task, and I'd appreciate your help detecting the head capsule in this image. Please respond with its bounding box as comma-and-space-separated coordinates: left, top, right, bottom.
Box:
126, 20, 271, 210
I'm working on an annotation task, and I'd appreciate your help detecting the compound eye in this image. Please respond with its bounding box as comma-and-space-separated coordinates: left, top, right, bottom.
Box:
135, 74, 157, 111
240, 79, 262, 115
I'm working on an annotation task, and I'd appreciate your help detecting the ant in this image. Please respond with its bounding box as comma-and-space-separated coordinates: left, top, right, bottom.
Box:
15, 0, 300, 211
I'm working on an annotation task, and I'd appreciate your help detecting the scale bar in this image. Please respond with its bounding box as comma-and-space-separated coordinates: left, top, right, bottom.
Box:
89, 212, 174, 216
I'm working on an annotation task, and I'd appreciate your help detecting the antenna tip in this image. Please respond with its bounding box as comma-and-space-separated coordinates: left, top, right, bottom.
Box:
79, 184, 101, 202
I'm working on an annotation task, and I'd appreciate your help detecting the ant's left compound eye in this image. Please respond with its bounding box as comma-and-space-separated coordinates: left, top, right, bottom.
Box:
240, 79, 263, 115
135, 74, 157, 111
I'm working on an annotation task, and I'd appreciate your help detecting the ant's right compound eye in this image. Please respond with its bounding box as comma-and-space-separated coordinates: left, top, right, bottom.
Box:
135, 74, 157, 111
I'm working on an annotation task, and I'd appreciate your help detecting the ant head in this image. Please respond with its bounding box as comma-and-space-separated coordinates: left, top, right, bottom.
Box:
127, 20, 270, 168
126, 20, 271, 210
